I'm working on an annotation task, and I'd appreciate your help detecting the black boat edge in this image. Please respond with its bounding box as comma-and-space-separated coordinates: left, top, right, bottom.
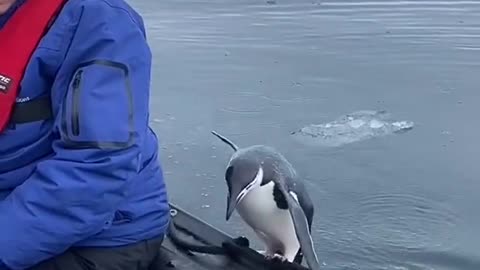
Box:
151, 203, 311, 270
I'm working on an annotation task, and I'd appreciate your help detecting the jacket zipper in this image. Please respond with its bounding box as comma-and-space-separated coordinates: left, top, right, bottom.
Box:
71, 70, 83, 136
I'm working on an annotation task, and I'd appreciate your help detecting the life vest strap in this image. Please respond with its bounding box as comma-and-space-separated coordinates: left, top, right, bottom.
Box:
10, 96, 52, 125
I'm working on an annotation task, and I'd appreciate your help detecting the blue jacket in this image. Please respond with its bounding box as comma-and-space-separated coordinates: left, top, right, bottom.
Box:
0, 0, 170, 268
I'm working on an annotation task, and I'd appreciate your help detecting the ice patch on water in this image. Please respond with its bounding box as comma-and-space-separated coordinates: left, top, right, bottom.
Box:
291, 110, 414, 147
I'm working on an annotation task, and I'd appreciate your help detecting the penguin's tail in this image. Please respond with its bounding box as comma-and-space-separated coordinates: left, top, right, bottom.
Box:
211, 130, 239, 151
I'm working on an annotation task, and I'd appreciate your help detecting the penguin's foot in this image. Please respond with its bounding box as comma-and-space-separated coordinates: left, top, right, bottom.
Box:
265, 253, 288, 263
257, 249, 275, 257
257, 250, 266, 255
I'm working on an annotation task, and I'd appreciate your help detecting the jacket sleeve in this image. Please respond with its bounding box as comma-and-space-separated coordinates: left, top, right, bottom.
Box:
0, 3, 153, 269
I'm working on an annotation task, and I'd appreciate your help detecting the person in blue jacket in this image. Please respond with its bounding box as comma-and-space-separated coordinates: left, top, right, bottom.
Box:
0, 0, 170, 269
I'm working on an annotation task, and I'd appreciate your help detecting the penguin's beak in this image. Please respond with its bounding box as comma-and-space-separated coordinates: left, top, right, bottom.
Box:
226, 186, 248, 221
225, 193, 238, 221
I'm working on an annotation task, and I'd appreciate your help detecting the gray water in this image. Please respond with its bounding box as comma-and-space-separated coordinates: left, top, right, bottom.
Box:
131, 0, 480, 269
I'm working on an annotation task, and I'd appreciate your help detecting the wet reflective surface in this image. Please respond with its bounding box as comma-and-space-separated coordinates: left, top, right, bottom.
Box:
131, 0, 480, 269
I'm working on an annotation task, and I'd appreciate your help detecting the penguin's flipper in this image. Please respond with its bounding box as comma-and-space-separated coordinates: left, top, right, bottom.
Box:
277, 184, 321, 270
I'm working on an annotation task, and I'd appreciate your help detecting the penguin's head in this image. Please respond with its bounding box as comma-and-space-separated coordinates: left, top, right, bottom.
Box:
224, 158, 264, 221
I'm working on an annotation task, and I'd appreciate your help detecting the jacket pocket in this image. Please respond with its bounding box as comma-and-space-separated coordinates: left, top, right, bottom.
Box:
71, 69, 82, 136
60, 60, 135, 149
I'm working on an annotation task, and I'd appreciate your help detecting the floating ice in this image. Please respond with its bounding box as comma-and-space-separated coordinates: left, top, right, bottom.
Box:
291, 110, 414, 147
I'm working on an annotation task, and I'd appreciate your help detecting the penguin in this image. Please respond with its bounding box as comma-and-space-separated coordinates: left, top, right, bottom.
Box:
211, 130, 321, 270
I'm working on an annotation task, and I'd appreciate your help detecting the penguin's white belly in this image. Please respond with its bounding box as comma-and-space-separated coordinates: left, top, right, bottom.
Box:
236, 181, 300, 259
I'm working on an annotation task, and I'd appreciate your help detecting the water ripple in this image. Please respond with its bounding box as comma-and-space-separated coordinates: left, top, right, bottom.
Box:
352, 193, 462, 251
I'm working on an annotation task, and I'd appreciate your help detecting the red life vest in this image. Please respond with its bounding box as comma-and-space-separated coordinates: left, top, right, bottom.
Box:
0, 0, 66, 133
